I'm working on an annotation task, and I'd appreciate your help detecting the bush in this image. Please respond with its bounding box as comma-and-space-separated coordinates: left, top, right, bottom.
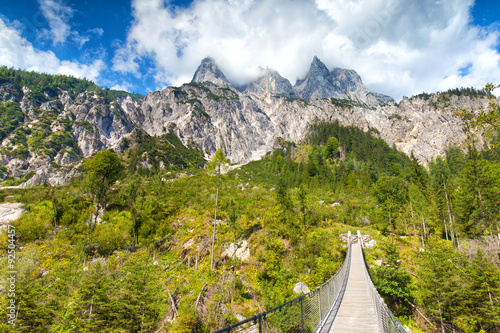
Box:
93, 211, 132, 255
13, 201, 54, 241
172, 305, 208, 333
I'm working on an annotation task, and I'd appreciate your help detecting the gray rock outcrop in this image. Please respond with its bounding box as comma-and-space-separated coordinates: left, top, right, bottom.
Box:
243, 67, 297, 100
0, 57, 495, 185
293, 56, 393, 107
192, 57, 232, 87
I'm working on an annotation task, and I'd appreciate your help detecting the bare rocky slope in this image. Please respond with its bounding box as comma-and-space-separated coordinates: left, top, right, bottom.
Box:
0, 57, 495, 185
131, 57, 492, 165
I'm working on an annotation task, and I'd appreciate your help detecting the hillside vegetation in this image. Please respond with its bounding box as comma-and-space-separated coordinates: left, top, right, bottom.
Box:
0, 117, 499, 332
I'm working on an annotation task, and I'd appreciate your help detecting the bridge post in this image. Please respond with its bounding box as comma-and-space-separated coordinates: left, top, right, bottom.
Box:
327, 282, 330, 311
300, 296, 304, 332
318, 290, 322, 325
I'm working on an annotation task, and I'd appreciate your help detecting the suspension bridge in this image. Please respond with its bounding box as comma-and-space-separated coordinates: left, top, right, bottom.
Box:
213, 231, 406, 333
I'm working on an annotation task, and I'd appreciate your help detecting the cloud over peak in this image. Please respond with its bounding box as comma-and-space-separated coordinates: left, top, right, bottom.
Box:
113, 0, 500, 100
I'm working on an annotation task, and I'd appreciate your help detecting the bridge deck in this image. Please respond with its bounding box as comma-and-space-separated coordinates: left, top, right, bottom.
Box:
328, 241, 379, 333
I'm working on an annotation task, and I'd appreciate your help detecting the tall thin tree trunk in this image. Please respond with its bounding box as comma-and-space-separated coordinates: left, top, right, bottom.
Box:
428, 244, 446, 333
211, 167, 220, 271
470, 145, 486, 224
442, 175, 457, 247
132, 211, 137, 249
444, 218, 449, 241
89, 285, 95, 321
410, 200, 417, 238
421, 217, 427, 248
141, 267, 148, 332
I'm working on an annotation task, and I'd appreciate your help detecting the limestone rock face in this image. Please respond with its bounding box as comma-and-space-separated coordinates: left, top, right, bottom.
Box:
294, 56, 339, 101
135, 82, 276, 163
0, 84, 136, 184
191, 57, 231, 87
243, 68, 297, 100
0, 57, 495, 185
362, 94, 488, 164
135, 75, 489, 166
293, 56, 393, 107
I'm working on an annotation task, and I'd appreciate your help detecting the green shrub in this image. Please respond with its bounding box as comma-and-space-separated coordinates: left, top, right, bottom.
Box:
13, 201, 54, 241
93, 211, 132, 255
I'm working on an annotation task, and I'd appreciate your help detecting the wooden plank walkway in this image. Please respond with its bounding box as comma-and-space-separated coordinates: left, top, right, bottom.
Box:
328, 241, 380, 333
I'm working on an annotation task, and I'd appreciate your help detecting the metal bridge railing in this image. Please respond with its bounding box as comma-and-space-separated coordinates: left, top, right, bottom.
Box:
212, 232, 353, 333
357, 231, 406, 333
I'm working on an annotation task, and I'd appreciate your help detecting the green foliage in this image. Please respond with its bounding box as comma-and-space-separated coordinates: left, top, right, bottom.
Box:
12, 201, 54, 241
414, 237, 500, 332
83, 150, 123, 232
457, 83, 500, 149
308, 121, 413, 177
443, 86, 488, 98
453, 249, 500, 332
84, 150, 123, 187
119, 175, 144, 248
184, 82, 211, 93
173, 305, 208, 333
206, 92, 226, 101
374, 176, 408, 229
93, 212, 132, 255
187, 98, 202, 105
330, 98, 354, 108
97, 87, 143, 103
414, 92, 432, 100
0, 66, 143, 102
125, 130, 205, 174
323, 136, 339, 160
74, 120, 95, 132
1, 113, 499, 333
207, 148, 229, 176
0, 101, 24, 141
388, 113, 402, 120
371, 243, 415, 316
0, 66, 100, 99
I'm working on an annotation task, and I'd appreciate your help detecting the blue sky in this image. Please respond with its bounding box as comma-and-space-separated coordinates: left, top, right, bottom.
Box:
0, 0, 499, 100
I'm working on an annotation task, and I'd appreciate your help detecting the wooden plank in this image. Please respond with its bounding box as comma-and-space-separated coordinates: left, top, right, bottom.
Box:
328, 242, 380, 333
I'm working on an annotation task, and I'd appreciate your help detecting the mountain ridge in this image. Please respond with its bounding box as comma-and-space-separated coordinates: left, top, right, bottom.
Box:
0, 65, 494, 185
192, 56, 394, 107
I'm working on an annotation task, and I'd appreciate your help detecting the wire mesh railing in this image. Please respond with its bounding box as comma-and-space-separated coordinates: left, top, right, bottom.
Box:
357, 231, 406, 333
212, 232, 353, 333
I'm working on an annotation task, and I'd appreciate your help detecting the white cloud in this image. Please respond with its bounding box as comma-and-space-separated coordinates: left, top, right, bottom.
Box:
37, 0, 104, 49
38, 0, 74, 45
0, 18, 104, 82
114, 0, 500, 100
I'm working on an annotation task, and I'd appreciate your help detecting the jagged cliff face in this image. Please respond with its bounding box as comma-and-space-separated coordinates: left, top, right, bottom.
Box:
0, 86, 136, 185
0, 57, 495, 185
135, 56, 490, 165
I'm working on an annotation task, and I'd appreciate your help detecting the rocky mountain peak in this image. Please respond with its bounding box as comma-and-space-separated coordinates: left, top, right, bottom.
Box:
294, 56, 393, 107
243, 67, 296, 99
191, 57, 231, 87
330, 67, 364, 92
294, 56, 334, 100
190, 56, 392, 107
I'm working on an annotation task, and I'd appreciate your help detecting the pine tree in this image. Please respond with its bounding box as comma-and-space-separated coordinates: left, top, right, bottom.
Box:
323, 136, 339, 160
416, 238, 465, 331
454, 250, 500, 332
207, 148, 229, 271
